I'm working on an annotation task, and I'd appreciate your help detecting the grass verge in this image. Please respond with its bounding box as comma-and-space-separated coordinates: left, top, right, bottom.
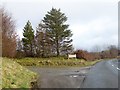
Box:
1, 57, 37, 89
15, 57, 101, 67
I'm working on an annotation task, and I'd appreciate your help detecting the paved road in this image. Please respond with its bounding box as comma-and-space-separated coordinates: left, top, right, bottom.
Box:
27, 67, 90, 88
82, 59, 119, 88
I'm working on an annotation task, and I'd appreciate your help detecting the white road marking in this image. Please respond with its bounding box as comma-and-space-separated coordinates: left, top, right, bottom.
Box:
73, 75, 78, 77
109, 60, 120, 70
116, 67, 120, 70
111, 65, 120, 70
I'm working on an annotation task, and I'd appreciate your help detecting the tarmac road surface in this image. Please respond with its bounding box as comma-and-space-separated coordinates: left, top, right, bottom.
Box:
27, 66, 90, 88
82, 59, 119, 88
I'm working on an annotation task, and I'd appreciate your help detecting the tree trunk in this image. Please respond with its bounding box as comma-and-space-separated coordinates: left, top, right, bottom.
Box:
56, 39, 59, 56
30, 43, 33, 57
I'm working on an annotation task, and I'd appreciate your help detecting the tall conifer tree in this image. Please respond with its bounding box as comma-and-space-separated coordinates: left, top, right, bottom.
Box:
43, 8, 73, 56
22, 20, 34, 57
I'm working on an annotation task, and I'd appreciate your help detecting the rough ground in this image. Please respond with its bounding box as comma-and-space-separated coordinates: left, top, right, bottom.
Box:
27, 66, 91, 88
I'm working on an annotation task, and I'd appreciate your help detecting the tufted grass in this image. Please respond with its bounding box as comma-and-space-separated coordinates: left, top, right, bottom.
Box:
14, 57, 101, 67
1, 57, 37, 89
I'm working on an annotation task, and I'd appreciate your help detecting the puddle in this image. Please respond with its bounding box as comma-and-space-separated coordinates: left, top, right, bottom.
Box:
67, 74, 85, 78
69, 75, 78, 78
74, 70, 79, 72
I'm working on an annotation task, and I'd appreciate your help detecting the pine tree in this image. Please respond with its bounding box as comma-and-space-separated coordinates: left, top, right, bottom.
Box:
22, 20, 34, 57
61, 39, 74, 55
43, 8, 73, 56
35, 22, 52, 57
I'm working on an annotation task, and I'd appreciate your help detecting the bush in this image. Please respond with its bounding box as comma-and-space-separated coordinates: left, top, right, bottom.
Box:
15, 51, 25, 59
75, 50, 95, 61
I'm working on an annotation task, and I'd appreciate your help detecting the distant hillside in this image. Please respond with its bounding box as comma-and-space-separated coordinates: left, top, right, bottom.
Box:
1, 58, 37, 88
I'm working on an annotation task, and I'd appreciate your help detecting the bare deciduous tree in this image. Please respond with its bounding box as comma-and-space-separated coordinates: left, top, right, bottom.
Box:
108, 45, 118, 58
0, 7, 2, 57
1, 7, 17, 57
91, 45, 101, 52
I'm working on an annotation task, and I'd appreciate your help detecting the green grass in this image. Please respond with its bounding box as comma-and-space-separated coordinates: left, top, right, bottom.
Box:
0, 57, 101, 89
14, 57, 101, 67
1, 57, 37, 89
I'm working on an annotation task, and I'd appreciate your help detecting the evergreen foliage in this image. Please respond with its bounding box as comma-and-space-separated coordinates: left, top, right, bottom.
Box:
22, 20, 34, 57
43, 8, 73, 56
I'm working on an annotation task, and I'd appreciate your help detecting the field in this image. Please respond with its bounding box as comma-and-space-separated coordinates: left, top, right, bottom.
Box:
15, 57, 101, 67
1, 58, 37, 89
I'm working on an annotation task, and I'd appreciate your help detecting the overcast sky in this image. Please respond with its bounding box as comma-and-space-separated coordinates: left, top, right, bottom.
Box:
0, 0, 119, 51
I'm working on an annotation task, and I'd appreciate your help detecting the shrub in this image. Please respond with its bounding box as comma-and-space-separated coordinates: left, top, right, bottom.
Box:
75, 50, 95, 61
